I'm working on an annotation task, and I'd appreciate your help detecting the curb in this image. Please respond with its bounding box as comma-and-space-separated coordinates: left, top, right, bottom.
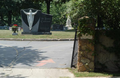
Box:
75, 77, 120, 78
0, 38, 74, 41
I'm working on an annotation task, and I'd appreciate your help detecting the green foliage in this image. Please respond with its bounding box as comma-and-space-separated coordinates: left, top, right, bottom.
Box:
105, 30, 120, 57
50, 2, 67, 25
82, 0, 120, 29
70, 0, 85, 26
0, 0, 42, 26
35, 0, 70, 14
41, 1, 47, 13
70, 0, 120, 72
70, 0, 120, 32
0, 0, 70, 26
78, 17, 95, 35
21, 0, 41, 9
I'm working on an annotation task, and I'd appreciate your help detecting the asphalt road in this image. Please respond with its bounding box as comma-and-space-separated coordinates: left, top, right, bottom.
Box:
0, 41, 73, 68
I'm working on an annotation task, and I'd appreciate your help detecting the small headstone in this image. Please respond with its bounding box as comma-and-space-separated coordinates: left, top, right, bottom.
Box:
12, 33, 18, 35
9, 27, 12, 30
18, 27, 21, 31
52, 24, 64, 31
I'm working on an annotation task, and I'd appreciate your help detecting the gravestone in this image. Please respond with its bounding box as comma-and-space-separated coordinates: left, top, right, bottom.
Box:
52, 24, 64, 31
64, 15, 73, 30
21, 8, 52, 34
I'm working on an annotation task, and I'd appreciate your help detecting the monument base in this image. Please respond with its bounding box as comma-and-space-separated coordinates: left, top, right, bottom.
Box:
22, 32, 52, 35
64, 27, 73, 30
12, 33, 18, 35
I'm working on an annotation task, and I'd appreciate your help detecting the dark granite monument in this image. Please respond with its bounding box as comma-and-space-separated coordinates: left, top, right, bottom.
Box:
21, 8, 52, 34
52, 24, 64, 31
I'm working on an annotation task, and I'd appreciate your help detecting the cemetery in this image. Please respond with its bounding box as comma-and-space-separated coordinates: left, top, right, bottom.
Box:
0, 0, 120, 78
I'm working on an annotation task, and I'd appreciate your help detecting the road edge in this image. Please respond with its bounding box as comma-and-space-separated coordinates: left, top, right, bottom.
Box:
0, 38, 74, 41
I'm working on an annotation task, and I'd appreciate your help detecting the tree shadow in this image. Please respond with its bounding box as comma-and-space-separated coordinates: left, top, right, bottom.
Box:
0, 45, 48, 68
0, 73, 27, 78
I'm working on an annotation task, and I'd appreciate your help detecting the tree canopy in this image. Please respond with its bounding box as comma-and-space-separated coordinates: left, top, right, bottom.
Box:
70, 0, 120, 29
0, 0, 41, 26
0, 0, 70, 26
0, 0, 119, 29
34, 0, 70, 14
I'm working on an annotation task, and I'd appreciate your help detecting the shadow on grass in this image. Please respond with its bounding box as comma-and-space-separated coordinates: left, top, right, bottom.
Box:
0, 45, 48, 67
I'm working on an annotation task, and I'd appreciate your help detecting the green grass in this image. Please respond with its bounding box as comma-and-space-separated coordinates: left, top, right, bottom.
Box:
69, 68, 120, 77
0, 30, 75, 39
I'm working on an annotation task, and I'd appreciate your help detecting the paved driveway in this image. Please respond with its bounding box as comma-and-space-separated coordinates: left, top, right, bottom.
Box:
0, 41, 73, 68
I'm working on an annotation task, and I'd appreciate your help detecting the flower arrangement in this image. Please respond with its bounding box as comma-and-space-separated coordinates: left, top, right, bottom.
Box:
12, 24, 18, 33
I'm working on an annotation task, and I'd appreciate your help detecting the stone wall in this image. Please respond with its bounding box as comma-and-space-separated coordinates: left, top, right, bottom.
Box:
77, 16, 95, 72
77, 34, 94, 72
77, 31, 120, 72
95, 31, 120, 72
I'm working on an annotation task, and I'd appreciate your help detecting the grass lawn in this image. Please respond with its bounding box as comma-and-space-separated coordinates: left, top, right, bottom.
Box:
0, 30, 75, 39
69, 68, 120, 77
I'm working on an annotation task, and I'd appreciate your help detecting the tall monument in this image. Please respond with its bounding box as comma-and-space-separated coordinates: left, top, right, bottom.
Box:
23, 10, 38, 30
21, 8, 52, 34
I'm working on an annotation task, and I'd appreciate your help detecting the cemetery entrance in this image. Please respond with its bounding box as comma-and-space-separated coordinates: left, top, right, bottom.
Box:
0, 8, 77, 69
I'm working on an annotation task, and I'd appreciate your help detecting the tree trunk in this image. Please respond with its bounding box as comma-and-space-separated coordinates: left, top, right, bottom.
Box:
8, 10, 12, 26
97, 15, 103, 28
46, 0, 50, 14
0, 15, 3, 21
0, 15, 4, 25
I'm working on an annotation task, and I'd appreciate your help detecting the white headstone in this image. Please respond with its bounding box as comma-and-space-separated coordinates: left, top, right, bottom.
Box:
66, 15, 72, 27
64, 15, 73, 30
9, 27, 12, 30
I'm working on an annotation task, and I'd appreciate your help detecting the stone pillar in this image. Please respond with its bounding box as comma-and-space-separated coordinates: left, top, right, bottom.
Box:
77, 35, 94, 72
77, 16, 95, 72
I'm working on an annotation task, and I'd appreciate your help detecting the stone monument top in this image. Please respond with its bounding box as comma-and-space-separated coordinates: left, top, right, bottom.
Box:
23, 9, 38, 30
66, 15, 72, 27
64, 15, 73, 30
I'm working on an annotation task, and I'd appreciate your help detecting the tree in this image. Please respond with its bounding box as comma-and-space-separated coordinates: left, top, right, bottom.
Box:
70, 0, 120, 29
50, 2, 67, 25
0, 1, 7, 25
0, 0, 42, 26
0, 0, 23, 26
21, 0, 41, 9
69, 0, 85, 26
34, 0, 70, 14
